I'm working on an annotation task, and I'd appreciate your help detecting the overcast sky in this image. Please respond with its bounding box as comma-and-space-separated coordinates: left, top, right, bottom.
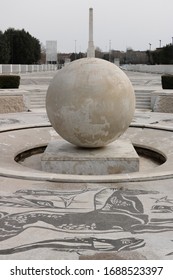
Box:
1, 0, 173, 53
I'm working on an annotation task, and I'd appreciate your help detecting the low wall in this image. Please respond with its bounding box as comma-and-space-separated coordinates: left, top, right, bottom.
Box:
121, 64, 173, 74
0, 93, 25, 113
151, 90, 173, 113
0, 64, 57, 74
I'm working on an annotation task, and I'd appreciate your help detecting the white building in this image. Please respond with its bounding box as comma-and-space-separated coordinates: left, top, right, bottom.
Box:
46, 41, 57, 64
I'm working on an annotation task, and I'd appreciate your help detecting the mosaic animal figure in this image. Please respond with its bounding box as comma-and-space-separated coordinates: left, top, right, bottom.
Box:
0, 236, 145, 255
0, 188, 173, 244
152, 205, 173, 213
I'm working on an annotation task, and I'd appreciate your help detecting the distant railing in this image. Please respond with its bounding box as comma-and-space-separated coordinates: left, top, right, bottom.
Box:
0, 64, 58, 74
121, 64, 173, 74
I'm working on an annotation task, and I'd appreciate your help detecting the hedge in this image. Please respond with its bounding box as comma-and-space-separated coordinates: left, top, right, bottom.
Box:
161, 74, 173, 89
0, 75, 20, 89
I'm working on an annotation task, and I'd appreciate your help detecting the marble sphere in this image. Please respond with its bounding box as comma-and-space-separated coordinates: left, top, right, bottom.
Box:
46, 58, 135, 148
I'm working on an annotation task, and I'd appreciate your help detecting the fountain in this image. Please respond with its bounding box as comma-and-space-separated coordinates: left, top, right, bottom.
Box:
41, 8, 138, 175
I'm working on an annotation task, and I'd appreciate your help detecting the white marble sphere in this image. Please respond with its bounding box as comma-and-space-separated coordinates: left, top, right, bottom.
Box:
46, 58, 135, 148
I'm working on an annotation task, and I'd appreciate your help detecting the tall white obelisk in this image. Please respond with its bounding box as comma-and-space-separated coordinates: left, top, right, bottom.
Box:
87, 8, 95, 58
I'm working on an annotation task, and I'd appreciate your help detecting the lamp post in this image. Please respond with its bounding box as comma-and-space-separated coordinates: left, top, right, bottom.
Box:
148, 43, 152, 65
109, 40, 111, 62
159, 40, 161, 48
75, 40, 77, 60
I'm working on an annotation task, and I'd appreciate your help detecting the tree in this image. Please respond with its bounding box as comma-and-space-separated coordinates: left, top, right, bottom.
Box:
4, 28, 41, 64
0, 31, 10, 63
147, 44, 173, 65
70, 52, 85, 61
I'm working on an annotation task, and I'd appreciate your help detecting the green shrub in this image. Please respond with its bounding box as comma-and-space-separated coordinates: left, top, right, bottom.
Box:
161, 74, 173, 89
0, 75, 20, 88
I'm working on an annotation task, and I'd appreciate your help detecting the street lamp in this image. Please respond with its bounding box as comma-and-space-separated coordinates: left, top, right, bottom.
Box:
149, 43, 152, 51
74, 40, 77, 59
109, 40, 111, 61
159, 40, 161, 48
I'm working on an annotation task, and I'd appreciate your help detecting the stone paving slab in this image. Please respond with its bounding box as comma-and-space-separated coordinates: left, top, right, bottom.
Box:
0, 110, 173, 260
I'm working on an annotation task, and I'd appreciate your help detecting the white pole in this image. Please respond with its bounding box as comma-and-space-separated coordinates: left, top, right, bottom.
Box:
87, 8, 95, 58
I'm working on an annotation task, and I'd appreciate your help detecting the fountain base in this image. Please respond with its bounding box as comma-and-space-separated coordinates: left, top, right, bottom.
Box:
41, 139, 139, 175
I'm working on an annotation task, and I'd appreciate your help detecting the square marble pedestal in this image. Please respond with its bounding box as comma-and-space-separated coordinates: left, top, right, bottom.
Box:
41, 139, 139, 175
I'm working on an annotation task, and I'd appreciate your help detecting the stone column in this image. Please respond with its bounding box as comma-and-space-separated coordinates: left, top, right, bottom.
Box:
87, 8, 95, 58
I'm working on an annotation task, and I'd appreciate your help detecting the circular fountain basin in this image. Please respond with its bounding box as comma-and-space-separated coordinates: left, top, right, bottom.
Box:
0, 124, 172, 183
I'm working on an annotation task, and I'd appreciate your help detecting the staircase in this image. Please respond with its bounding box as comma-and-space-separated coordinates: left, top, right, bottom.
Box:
28, 89, 152, 111
135, 90, 151, 110
29, 90, 47, 110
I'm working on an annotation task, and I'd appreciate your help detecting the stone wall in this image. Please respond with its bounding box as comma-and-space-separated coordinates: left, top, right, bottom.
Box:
0, 90, 28, 113
0, 95, 25, 113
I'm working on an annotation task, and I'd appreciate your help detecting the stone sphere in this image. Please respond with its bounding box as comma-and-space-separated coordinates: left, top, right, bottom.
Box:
46, 58, 135, 148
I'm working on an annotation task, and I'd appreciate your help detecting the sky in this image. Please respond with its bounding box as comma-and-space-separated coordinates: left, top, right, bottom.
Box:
1, 0, 173, 53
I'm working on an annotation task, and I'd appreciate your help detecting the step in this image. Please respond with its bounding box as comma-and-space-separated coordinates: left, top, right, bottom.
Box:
135, 94, 151, 98
30, 96, 46, 100
136, 102, 150, 105
135, 98, 150, 102
136, 99, 151, 103
136, 105, 151, 109
136, 102, 151, 107
30, 98, 46, 103
28, 92, 152, 110
30, 104, 45, 109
